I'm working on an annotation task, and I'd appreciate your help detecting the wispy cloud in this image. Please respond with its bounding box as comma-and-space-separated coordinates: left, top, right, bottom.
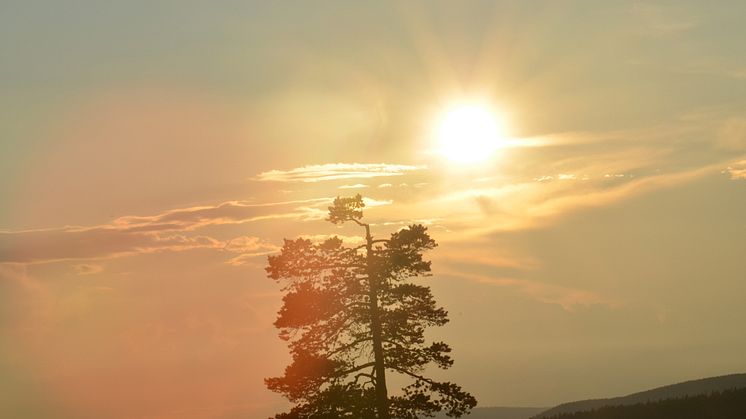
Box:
222, 236, 282, 266
222, 236, 278, 254
443, 270, 619, 311
0, 228, 223, 264
112, 198, 330, 232
534, 173, 590, 182
254, 163, 425, 183
478, 166, 712, 237
0, 193, 399, 266
725, 160, 746, 180
363, 198, 393, 207
72, 263, 104, 275
0, 199, 330, 265
395, 110, 746, 241
630, 2, 699, 35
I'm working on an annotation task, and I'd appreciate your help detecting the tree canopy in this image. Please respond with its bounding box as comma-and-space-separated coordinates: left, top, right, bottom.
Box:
265, 194, 476, 418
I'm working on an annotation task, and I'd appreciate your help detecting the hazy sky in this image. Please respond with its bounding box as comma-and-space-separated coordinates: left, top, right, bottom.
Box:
2, 1, 746, 418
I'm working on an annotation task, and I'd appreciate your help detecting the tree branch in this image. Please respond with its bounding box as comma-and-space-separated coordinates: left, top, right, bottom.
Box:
328, 336, 372, 357
353, 239, 389, 250
337, 361, 377, 377
388, 365, 435, 385
353, 372, 377, 386
350, 218, 368, 228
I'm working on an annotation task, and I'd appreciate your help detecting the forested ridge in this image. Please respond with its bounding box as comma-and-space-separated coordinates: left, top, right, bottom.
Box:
543, 387, 746, 419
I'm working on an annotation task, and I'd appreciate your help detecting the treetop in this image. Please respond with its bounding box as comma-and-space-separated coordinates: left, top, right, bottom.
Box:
327, 194, 365, 225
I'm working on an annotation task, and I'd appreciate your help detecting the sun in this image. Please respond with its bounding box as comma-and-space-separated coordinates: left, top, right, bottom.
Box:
433, 102, 507, 164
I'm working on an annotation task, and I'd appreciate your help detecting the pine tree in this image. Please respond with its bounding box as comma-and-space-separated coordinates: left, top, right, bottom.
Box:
265, 195, 476, 418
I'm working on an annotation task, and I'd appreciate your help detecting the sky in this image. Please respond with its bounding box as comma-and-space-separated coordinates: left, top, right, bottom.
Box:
1, 1, 746, 417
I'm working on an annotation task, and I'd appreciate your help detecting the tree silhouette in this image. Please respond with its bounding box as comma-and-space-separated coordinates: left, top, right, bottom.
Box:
265, 195, 476, 418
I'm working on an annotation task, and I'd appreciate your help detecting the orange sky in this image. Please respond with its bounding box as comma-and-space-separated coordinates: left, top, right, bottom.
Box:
2, 1, 746, 418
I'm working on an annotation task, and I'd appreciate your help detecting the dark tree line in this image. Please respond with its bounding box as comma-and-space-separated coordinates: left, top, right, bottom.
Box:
543, 387, 746, 419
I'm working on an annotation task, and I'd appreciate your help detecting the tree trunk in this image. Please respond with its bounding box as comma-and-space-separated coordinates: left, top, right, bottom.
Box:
365, 224, 390, 419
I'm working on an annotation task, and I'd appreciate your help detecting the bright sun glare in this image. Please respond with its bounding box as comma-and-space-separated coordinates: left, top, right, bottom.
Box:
434, 102, 507, 164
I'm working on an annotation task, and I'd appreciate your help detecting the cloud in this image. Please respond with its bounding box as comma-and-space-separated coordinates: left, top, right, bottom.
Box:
630, 2, 699, 35
0, 228, 222, 265
0, 199, 330, 265
254, 163, 425, 183
363, 198, 393, 207
0, 195, 401, 266
73, 264, 104, 275
534, 174, 586, 182
725, 161, 746, 180
603, 173, 632, 179
523, 165, 718, 221
718, 118, 746, 150
222, 236, 278, 254
338, 183, 369, 189
534, 176, 554, 183
112, 198, 330, 232
403, 160, 723, 244
433, 247, 614, 312
444, 270, 618, 311
222, 236, 280, 266
403, 112, 745, 240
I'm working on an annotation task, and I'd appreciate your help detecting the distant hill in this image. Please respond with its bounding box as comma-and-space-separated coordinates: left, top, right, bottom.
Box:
538, 387, 746, 419
435, 406, 547, 419
534, 373, 746, 418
